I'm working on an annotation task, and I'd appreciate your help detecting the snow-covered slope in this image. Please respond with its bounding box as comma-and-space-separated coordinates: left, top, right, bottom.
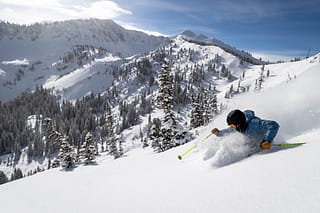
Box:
1, 54, 320, 212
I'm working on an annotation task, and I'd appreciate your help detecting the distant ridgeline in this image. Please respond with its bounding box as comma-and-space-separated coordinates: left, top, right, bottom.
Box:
180, 30, 264, 65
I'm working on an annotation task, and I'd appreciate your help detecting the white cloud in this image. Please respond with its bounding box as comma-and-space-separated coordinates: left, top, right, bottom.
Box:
119, 22, 166, 36
0, 68, 6, 78
0, 0, 60, 7
0, 0, 165, 38
73, 1, 131, 19
0, 0, 132, 24
2, 58, 30, 65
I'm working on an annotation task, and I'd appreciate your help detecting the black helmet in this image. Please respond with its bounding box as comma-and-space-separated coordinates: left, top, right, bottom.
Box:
226, 109, 247, 132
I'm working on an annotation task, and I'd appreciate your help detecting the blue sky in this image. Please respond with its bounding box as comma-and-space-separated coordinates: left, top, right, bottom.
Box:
1, 0, 319, 61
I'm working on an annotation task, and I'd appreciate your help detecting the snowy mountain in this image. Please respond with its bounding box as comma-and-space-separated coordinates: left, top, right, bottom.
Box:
0, 19, 167, 100
0, 19, 166, 60
0, 19, 264, 101
0, 53, 320, 212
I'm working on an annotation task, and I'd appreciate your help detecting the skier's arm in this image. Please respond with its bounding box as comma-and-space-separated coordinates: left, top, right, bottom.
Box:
260, 120, 280, 143
211, 127, 235, 137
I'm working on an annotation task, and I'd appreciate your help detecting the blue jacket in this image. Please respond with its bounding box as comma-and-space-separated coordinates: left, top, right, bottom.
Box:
218, 110, 280, 148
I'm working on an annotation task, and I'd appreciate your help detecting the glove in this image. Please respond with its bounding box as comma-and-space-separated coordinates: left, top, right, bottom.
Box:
260, 141, 272, 150
211, 128, 219, 135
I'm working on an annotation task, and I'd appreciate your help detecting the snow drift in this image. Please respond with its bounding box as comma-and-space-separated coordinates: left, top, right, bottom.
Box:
203, 132, 255, 167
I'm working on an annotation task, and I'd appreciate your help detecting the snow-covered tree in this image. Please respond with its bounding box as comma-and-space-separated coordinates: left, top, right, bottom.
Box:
45, 119, 63, 149
10, 168, 23, 181
190, 94, 204, 128
58, 135, 76, 169
149, 118, 162, 152
0, 171, 8, 185
79, 132, 97, 165
44, 118, 64, 168
118, 134, 124, 158
142, 137, 149, 148
156, 58, 177, 151
105, 102, 120, 159
210, 94, 219, 116
255, 67, 265, 90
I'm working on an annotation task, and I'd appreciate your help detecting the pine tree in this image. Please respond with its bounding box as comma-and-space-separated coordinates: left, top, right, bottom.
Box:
80, 132, 97, 165
105, 102, 119, 159
44, 118, 61, 158
142, 137, 149, 148
149, 118, 161, 152
203, 96, 210, 125
202, 93, 219, 124
44, 118, 63, 168
108, 135, 119, 159
0, 171, 8, 185
157, 58, 173, 110
11, 168, 23, 181
255, 68, 264, 90
210, 94, 219, 115
118, 134, 124, 158
190, 94, 204, 128
156, 58, 177, 151
58, 135, 76, 169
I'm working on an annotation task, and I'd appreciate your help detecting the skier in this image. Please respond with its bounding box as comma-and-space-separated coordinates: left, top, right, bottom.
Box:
211, 109, 279, 151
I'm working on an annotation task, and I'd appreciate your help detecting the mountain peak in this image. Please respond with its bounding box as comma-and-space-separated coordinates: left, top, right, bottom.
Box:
181, 30, 196, 37
180, 30, 208, 40
179, 29, 263, 65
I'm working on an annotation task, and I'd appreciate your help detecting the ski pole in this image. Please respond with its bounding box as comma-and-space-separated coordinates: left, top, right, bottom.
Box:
273, 142, 306, 147
178, 133, 213, 160
178, 145, 196, 160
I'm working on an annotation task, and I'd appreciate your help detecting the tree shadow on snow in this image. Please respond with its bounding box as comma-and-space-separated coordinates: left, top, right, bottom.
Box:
60, 166, 77, 172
